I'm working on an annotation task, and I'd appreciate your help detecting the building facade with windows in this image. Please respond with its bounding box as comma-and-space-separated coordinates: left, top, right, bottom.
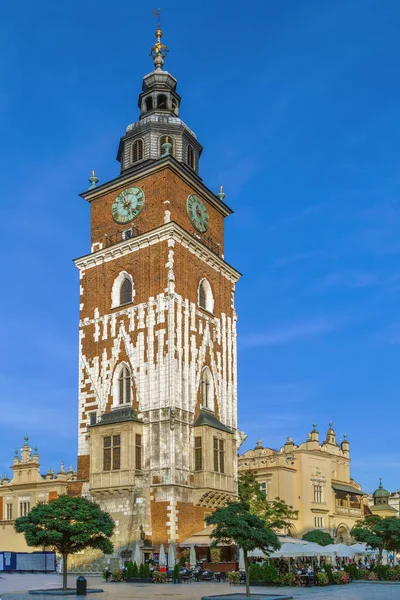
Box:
0, 439, 77, 551
69, 26, 241, 569
238, 424, 367, 542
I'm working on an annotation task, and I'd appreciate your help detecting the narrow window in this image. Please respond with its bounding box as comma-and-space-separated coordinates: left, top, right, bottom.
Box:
195, 436, 203, 471
260, 481, 268, 497
213, 437, 219, 472
103, 435, 121, 471
6, 504, 13, 520
198, 279, 214, 312
135, 434, 142, 470
19, 501, 30, 517
187, 145, 195, 169
199, 281, 206, 309
118, 366, 131, 404
145, 97, 153, 111
120, 278, 133, 305
200, 369, 210, 408
112, 435, 121, 470
89, 412, 97, 426
219, 439, 225, 474
103, 436, 112, 471
157, 94, 167, 109
160, 135, 173, 156
132, 139, 144, 163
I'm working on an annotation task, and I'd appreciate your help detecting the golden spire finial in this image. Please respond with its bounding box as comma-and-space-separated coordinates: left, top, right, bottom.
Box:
150, 8, 168, 70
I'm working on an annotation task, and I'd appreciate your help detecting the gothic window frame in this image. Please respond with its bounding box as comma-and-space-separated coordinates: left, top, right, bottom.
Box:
200, 366, 215, 412
111, 271, 135, 308
198, 278, 214, 313
112, 362, 132, 408
159, 135, 174, 156
131, 139, 144, 164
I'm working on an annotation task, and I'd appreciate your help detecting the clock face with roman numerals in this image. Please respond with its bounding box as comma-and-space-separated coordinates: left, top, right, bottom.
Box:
186, 194, 209, 233
112, 187, 145, 224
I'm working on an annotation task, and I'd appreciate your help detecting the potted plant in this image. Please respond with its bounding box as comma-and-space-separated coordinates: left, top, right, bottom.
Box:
173, 563, 181, 583
210, 547, 222, 564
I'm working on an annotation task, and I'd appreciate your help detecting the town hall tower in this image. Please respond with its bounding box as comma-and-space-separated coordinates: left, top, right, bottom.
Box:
73, 25, 241, 566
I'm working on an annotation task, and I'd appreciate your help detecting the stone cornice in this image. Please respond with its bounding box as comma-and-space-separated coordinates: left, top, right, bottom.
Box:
74, 221, 241, 283
80, 157, 233, 217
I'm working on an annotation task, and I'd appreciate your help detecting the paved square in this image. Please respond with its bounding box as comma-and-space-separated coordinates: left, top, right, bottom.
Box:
1, 575, 400, 600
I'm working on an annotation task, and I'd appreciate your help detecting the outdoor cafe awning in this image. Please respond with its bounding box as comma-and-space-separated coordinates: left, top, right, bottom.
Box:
179, 525, 226, 547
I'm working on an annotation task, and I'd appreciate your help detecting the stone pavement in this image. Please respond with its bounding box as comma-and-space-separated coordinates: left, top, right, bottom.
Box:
1, 574, 400, 600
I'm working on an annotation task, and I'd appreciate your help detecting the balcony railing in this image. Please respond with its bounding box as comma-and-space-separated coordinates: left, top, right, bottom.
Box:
335, 505, 362, 517
104, 226, 141, 248
192, 231, 221, 256
98, 224, 221, 257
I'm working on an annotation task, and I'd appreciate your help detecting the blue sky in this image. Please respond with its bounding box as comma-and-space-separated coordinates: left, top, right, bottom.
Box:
1, 0, 399, 492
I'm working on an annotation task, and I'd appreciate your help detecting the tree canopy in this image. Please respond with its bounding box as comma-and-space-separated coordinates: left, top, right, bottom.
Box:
302, 529, 334, 546
15, 495, 114, 590
207, 502, 280, 596
238, 471, 298, 531
352, 515, 400, 565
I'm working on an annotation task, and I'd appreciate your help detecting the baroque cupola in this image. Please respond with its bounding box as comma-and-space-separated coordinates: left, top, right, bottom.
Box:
117, 23, 203, 177
325, 421, 337, 445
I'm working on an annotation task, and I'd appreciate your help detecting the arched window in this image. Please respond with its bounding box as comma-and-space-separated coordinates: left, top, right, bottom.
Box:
160, 135, 174, 156
157, 94, 168, 109
118, 365, 131, 405
120, 277, 133, 305
198, 279, 214, 313
145, 97, 153, 111
111, 272, 135, 308
132, 139, 143, 163
200, 366, 214, 411
187, 145, 195, 169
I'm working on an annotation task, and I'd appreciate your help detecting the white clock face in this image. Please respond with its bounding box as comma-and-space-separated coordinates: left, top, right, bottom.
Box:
112, 187, 145, 224
186, 194, 209, 233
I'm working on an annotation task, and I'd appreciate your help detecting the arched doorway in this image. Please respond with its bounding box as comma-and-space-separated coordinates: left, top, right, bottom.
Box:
335, 523, 351, 544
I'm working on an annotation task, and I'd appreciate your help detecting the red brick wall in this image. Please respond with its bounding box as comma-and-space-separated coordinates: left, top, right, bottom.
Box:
89, 165, 225, 253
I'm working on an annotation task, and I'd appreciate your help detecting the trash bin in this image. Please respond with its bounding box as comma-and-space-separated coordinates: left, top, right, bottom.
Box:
76, 575, 87, 596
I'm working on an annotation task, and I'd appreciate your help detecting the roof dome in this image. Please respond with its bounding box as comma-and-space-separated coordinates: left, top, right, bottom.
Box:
373, 478, 390, 499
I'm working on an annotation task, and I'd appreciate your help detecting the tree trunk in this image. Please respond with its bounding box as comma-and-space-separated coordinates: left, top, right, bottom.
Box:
377, 548, 383, 566
62, 553, 68, 591
244, 550, 250, 597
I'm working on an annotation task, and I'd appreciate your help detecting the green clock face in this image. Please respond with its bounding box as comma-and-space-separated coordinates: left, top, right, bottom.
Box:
186, 194, 209, 233
112, 187, 145, 224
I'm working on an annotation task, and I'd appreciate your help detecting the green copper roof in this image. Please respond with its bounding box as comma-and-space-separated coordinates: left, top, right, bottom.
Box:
373, 478, 390, 498
193, 410, 233, 433
332, 482, 364, 496
91, 406, 142, 427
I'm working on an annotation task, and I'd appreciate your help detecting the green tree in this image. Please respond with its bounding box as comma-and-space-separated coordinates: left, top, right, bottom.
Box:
206, 502, 280, 597
14, 495, 114, 591
238, 471, 298, 530
302, 529, 334, 546
352, 515, 400, 565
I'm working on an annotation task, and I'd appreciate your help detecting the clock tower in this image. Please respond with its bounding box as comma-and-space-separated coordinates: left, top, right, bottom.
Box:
73, 25, 241, 568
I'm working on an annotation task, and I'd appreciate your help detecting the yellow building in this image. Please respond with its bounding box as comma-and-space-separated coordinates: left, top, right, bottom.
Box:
238, 423, 367, 542
0, 438, 77, 552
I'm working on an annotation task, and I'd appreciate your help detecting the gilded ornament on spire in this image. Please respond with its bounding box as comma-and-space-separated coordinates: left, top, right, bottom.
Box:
150, 9, 168, 70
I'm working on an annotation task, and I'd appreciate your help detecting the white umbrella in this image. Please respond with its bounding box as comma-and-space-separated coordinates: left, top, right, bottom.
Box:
323, 544, 355, 558
159, 544, 166, 566
133, 542, 142, 565
168, 544, 176, 568
351, 543, 376, 554
189, 545, 196, 568
239, 548, 245, 570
